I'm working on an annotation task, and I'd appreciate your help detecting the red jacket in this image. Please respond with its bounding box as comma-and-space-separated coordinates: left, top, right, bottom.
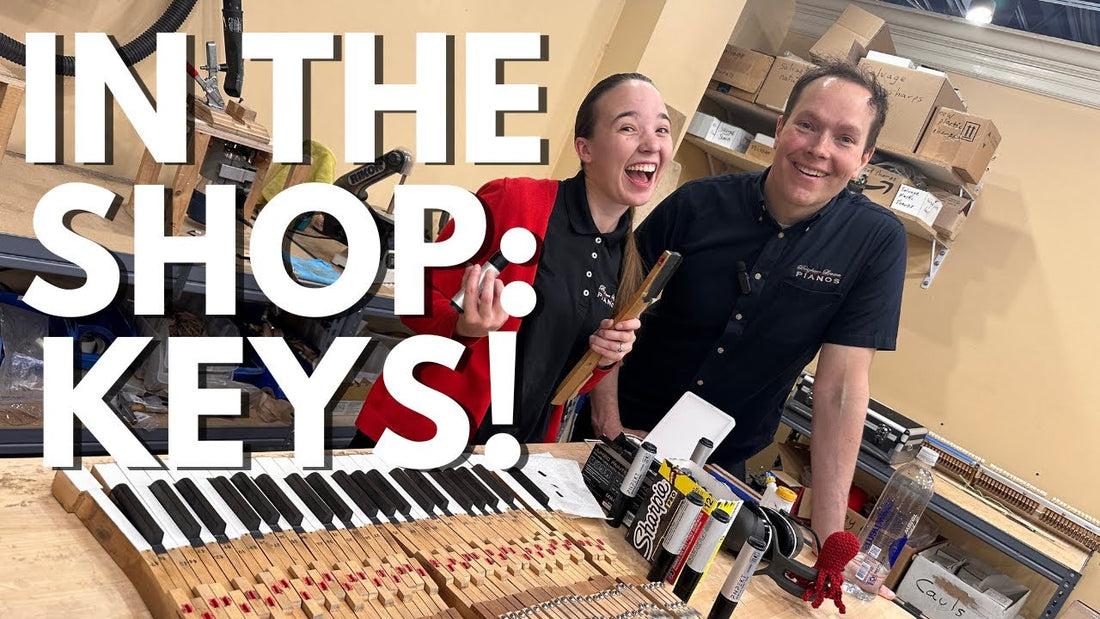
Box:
355, 177, 612, 444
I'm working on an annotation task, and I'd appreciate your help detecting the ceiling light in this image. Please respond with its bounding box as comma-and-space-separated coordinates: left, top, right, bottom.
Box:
966, 0, 995, 24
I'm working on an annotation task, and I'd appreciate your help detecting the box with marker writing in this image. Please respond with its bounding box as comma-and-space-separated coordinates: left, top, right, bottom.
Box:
627, 459, 741, 581
581, 435, 663, 521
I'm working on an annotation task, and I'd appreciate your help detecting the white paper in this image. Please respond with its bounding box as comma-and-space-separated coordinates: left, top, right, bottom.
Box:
518, 453, 606, 518
644, 392, 736, 462
891, 185, 944, 226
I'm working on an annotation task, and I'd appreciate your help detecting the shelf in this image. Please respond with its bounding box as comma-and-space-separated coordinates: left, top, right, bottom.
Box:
781, 404, 1086, 618
683, 135, 767, 172
701, 88, 982, 200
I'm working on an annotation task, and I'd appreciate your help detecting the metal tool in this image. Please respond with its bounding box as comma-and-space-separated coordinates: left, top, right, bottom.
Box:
329, 148, 415, 264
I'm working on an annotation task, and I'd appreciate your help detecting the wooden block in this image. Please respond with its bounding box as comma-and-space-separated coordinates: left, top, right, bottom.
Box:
226, 100, 258, 124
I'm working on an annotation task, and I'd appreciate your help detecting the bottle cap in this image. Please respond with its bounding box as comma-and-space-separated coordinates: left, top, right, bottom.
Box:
916, 446, 940, 467
776, 487, 798, 502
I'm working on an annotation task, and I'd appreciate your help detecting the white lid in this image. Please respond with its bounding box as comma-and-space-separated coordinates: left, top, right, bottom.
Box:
916, 446, 939, 467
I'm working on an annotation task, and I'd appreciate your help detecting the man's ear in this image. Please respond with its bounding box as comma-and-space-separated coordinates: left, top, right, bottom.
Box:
857, 147, 875, 175
775, 115, 785, 137
575, 137, 593, 164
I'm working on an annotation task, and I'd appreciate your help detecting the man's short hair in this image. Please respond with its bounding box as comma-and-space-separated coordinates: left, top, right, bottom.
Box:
782, 59, 889, 153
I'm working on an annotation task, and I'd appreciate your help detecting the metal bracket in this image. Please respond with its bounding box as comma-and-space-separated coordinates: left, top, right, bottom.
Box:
922, 239, 950, 289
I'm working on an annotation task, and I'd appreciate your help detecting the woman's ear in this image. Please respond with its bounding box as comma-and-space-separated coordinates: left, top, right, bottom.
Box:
575, 137, 593, 164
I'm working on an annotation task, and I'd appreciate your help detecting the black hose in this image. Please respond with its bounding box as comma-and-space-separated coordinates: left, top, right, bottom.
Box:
0, 0, 198, 76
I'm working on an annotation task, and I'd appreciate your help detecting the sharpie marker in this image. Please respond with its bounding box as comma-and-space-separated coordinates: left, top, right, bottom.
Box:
608, 441, 657, 527
690, 437, 715, 466
451, 251, 509, 313
647, 490, 705, 582
673, 507, 733, 601
707, 534, 769, 618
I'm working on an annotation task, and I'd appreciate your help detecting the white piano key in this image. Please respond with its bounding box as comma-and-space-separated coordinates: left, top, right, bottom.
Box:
253, 457, 325, 533
61, 469, 152, 553
163, 469, 248, 541
96, 464, 190, 550
144, 468, 218, 546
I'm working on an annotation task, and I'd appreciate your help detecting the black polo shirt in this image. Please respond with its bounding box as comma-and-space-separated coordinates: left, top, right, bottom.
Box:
619, 169, 906, 466
474, 171, 629, 444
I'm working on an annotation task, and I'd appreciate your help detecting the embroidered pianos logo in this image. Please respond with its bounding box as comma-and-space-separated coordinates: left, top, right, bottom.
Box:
795, 264, 843, 285
596, 284, 616, 309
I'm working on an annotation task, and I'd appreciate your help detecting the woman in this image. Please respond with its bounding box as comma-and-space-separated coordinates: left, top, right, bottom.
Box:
354, 73, 673, 446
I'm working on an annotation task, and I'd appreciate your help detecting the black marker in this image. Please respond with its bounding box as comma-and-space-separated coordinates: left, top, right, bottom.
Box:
673, 507, 733, 601
647, 490, 705, 582
707, 534, 769, 618
451, 251, 509, 312
690, 437, 715, 466
608, 441, 657, 527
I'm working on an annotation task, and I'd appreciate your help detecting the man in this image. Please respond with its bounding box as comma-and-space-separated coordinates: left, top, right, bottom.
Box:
587, 60, 906, 540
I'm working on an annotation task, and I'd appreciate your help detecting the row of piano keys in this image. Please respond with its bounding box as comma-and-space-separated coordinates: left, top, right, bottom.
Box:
52, 453, 694, 618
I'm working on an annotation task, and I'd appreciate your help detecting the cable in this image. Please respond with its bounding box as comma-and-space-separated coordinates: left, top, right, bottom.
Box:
0, 0, 198, 75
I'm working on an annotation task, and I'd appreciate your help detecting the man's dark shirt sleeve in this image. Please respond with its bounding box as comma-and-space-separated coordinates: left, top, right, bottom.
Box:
823, 219, 907, 351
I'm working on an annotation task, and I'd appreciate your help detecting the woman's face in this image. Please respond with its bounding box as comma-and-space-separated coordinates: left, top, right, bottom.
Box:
575, 80, 673, 210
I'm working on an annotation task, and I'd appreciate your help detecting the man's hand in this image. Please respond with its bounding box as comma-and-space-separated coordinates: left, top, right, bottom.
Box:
588, 318, 641, 367
453, 264, 508, 338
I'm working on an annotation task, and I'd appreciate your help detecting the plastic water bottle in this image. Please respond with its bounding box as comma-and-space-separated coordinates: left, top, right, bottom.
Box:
842, 446, 938, 601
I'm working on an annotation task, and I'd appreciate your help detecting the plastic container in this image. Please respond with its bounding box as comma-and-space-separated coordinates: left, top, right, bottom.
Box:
842, 445, 938, 601
66, 305, 137, 370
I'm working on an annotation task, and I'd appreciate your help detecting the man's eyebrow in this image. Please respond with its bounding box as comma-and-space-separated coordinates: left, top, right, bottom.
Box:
795, 110, 864, 136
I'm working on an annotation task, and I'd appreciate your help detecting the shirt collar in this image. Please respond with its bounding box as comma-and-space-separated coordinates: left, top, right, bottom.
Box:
563, 170, 631, 245
754, 167, 844, 230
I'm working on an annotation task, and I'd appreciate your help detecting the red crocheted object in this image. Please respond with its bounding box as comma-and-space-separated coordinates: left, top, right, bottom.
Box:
796, 531, 860, 613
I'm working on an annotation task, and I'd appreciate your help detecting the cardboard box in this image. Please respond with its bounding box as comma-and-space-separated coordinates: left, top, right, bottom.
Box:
859, 58, 966, 153
858, 164, 913, 209
883, 537, 944, 590
891, 185, 944, 228
712, 123, 753, 153
1063, 601, 1100, 619
867, 50, 916, 69
745, 140, 775, 165
930, 189, 972, 241
712, 46, 774, 101
897, 543, 1030, 619
810, 4, 895, 64
754, 55, 816, 112
687, 111, 722, 140
917, 108, 1001, 183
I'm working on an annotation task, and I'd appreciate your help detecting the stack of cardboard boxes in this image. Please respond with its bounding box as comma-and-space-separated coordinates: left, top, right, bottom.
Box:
702, 3, 1001, 245
897, 544, 1032, 619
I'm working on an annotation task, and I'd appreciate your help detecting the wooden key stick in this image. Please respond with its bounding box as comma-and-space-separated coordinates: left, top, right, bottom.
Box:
551, 250, 682, 405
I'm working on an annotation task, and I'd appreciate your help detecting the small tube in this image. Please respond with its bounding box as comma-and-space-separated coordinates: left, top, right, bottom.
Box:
647, 490, 705, 582
451, 251, 509, 312
673, 507, 733, 601
607, 441, 657, 527
690, 437, 715, 466
706, 534, 769, 619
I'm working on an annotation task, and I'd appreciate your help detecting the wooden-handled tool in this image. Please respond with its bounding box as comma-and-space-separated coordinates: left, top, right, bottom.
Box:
550, 250, 682, 405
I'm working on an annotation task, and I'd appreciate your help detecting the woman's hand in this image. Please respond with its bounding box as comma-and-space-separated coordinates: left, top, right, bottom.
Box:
589, 317, 641, 368
453, 264, 508, 338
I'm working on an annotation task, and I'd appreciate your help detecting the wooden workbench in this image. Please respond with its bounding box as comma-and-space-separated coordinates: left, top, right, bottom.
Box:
0, 443, 909, 618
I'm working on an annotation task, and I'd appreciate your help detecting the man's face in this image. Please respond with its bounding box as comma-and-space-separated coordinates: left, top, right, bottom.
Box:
766, 77, 876, 218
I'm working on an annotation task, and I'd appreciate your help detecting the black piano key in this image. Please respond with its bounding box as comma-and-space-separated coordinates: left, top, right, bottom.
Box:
210, 476, 264, 537
254, 474, 305, 534
429, 469, 476, 515
285, 473, 336, 530
231, 472, 283, 533
507, 468, 553, 511
149, 479, 204, 547
305, 472, 355, 527
366, 470, 412, 518
174, 478, 229, 543
408, 468, 455, 517
387, 468, 439, 517
472, 464, 519, 510
110, 483, 166, 554
331, 470, 381, 524
351, 471, 397, 520
456, 466, 502, 514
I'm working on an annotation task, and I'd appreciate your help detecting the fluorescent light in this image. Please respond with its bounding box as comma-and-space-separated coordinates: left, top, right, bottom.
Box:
966, 0, 995, 24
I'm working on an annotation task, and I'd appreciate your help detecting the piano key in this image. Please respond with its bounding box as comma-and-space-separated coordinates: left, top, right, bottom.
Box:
94, 464, 190, 551
209, 475, 265, 538
108, 481, 167, 554
505, 467, 553, 511
471, 464, 519, 511
331, 469, 383, 525
453, 467, 501, 515
304, 473, 356, 527
430, 468, 480, 516
172, 477, 230, 544
149, 479, 205, 547
165, 469, 251, 542
230, 472, 285, 533
252, 458, 326, 534
392, 468, 449, 517
61, 469, 155, 553
283, 471, 336, 530
348, 454, 417, 520
422, 469, 470, 515
252, 473, 306, 534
